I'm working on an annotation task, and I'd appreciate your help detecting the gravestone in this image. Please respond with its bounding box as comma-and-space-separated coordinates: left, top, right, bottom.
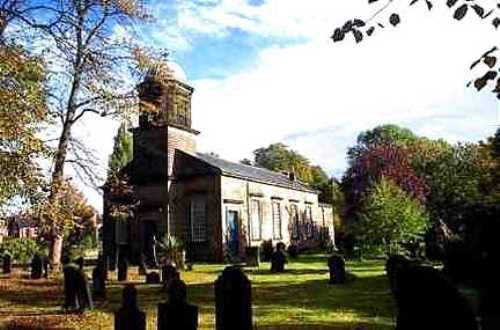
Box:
157, 278, 198, 330
215, 266, 252, 330
63, 263, 93, 311
287, 244, 299, 258
138, 254, 147, 276
30, 254, 43, 279
114, 284, 146, 330
395, 264, 477, 330
385, 255, 411, 295
146, 271, 161, 284
42, 256, 49, 278
92, 263, 106, 299
270, 244, 287, 273
328, 255, 346, 284
117, 256, 128, 282
162, 264, 179, 290
245, 247, 260, 267
76, 256, 84, 271
2, 253, 11, 274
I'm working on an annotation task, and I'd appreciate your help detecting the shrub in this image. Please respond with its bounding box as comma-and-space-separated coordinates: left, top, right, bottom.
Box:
157, 235, 185, 268
0, 237, 46, 264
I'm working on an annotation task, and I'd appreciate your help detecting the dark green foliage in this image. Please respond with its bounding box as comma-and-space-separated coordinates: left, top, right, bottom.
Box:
108, 123, 133, 177
0, 237, 46, 264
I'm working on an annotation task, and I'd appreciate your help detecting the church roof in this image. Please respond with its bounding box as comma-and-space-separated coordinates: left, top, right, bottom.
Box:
194, 152, 317, 193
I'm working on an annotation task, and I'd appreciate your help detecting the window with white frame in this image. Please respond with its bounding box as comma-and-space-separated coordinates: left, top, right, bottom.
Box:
272, 201, 282, 240
290, 203, 299, 239
191, 197, 207, 242
305, 205, 313, 238
250, 199, 262, 240
115, 218, 129, 245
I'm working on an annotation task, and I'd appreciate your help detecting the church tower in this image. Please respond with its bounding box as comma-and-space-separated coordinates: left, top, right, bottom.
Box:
132, 62, 199, 264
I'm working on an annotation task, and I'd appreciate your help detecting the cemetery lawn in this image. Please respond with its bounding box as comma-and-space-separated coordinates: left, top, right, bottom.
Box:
0, 254, 395, 330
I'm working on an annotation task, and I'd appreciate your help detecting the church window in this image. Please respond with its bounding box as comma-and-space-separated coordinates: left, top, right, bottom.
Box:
305, 205, 313, 238
115, 217, 129, 245
290, 204, 299, 239
250, 200, 262, 241
191, 197, 207, 242
272, 201, 282, 240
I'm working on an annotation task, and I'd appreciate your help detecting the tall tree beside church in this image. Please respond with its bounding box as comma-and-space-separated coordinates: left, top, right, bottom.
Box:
108, 123, 133, 177
1, 0, 159, 268
0, 38, 48, 213
252, 143, 333, 202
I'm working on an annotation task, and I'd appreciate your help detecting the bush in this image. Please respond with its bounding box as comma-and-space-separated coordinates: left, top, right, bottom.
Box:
157, 235, 185, 269
0, 237, 46, 264
260, 240, 273, 261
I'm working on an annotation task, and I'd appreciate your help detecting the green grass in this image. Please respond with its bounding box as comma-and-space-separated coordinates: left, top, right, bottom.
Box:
0, 254, 396, 330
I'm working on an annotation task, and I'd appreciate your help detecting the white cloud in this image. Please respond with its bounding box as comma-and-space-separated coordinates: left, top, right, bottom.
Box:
77, 1, 500, 210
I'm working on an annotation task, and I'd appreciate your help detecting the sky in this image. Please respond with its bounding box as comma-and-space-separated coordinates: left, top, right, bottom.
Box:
74, 0, 500, 211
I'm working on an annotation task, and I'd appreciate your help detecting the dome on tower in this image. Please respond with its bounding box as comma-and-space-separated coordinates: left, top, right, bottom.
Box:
166, 61, 188, 83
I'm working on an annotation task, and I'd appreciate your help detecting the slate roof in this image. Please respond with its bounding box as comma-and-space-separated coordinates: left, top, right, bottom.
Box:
194, 152, 317, 193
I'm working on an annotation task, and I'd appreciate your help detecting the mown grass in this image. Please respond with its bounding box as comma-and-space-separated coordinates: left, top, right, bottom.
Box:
0, 255, 395, 330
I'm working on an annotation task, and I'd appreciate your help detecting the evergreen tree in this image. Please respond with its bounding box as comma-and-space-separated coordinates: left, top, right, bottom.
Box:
108, 123, 133, 177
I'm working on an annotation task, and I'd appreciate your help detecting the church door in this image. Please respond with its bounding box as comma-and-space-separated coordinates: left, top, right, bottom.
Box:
226, 210, 239, 259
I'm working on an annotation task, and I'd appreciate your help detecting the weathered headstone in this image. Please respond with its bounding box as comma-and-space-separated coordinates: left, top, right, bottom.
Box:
162, 264, 179, 290
287, 244, 299, 258
385, 255, 411, 295
215, 266, 252, 330
146, 271, 161, 284
395, 264, 477, 330
157, 278, 199, 330
30, 254, 43, 279
62, 262, 93, 311
2, 253, 11, 274
245, 247, 260, 267
92, 263, 106, 299
328, 255, 346, 284
42, 256, 49, 278
114, 284, 146, 330
117, 256, 128, 282
76, 256, 84, 271
270, 244, 287, 273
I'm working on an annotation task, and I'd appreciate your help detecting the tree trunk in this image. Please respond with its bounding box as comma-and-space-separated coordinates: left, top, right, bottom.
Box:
49, 234, 63, 269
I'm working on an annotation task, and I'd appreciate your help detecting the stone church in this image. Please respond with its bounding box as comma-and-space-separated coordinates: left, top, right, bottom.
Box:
103, 63, 334, 264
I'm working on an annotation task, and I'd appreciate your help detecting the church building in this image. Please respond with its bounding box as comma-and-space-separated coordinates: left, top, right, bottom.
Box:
102, 63, 334, 264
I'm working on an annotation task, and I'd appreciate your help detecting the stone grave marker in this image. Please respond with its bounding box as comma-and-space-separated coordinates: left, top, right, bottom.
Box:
270, 243, 287, 273
92, 262, 106, 299
328, 255, 346, 284
215, 266, 252, 330
117, 256, 128, 282
114, 284, 146, 330
162, 264, 179, 290
157, 278, 198, 330
30, 254, 43, 279
245, 247, 260, 267
63, 262, 93, 312
2, 253, 11, 274
146, 271, 161, 284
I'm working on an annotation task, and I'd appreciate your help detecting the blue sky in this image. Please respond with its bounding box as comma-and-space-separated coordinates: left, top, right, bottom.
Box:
79, 0, 500, 209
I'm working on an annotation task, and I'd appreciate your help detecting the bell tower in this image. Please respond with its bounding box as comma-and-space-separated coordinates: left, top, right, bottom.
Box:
132, 62, 199, 264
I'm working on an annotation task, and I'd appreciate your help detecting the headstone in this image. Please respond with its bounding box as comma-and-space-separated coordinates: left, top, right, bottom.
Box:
157, 278, 199, 330
260, 240, 273, 262
385, 255, 411, 294
146, 271, 161, 284
215, 266, 252, 330
30, 254, 43, 279
92, 263, 106, 299
42, 256, 49, 278
138, 254, 147, 276
63, 263, 93, 311
162, 264, 179, 290
117, 256, 128, 282
395, 264, 477, 330
76, 256, 84, 271
328, 255, 346, 284
114, 284, 146, 330
287, 244, 299, 258
270, 244, 287, 273
245, 247, 260, 267
2, 253, 11, 274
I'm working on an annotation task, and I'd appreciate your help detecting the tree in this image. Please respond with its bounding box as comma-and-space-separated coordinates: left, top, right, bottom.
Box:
1, 0, 157, 268
332, 0, 500, 99
355, 178, 429, 255
108, 123, 133, 177
253, 143, 333, 202
343, 143, 428, 220
0, 42, 48, 213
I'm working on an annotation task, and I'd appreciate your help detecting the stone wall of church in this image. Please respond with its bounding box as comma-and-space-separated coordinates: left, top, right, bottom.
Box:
167, 126, 197, 178
219, 176, 334, 256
